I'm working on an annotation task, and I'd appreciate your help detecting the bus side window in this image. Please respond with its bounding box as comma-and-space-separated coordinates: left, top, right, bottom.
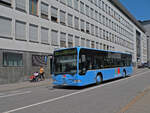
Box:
86, 55, 92, 70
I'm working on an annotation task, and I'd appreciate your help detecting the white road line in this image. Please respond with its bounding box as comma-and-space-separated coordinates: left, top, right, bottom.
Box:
3, 70, 150, 113
0, 93, 4, 96
0, 91, 31, 98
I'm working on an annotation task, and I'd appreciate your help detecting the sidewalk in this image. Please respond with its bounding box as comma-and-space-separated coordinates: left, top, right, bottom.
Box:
0, 79, 52, 92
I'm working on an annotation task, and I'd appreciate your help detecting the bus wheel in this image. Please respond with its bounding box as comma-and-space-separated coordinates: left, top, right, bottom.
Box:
96, 75, 102, 85
123, 70, 127, 78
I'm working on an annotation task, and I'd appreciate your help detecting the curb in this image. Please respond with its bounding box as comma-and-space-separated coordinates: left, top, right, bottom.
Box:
0, 79, 53, 93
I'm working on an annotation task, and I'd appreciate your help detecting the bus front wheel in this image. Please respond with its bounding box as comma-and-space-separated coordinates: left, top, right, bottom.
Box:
96, 74, 103, 85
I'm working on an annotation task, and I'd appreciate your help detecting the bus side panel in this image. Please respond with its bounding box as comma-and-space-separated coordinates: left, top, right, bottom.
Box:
99, 69, 116, 81
83, 71, 97, 85
78, 66, 133, 86
125, 66, 133, 76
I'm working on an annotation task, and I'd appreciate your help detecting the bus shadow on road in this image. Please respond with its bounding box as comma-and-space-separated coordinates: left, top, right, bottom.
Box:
52, 76, 130, 90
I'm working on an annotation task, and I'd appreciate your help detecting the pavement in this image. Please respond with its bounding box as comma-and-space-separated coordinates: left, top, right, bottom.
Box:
120, 86, 150, 113
0, 68, 150, 113
0, 79, 52, 93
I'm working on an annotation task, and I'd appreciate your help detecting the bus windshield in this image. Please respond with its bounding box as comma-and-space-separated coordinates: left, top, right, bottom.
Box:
54, 49, 77, 75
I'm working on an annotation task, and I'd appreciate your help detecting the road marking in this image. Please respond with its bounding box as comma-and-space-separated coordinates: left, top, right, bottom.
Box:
0, 93, 4, 96
117, 88, 150, 113
0, 91, 31, 98
3, 70, 150, 113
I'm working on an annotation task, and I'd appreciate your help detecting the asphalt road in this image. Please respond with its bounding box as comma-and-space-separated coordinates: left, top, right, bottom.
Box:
1, 68, 150, 113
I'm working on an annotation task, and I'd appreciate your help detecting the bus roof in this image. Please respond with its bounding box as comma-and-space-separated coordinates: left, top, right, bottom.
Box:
54, 47, 132, 55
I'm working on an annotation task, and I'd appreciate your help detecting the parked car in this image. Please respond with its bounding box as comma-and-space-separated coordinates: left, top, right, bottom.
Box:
138, 63, 148, 68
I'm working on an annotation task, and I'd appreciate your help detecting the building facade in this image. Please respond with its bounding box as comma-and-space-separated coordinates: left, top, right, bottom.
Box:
0, 0, 147, 84
140, 20, 150, 64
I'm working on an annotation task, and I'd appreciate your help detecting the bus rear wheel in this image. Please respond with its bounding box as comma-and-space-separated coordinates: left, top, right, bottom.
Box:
96, 74, 103, 85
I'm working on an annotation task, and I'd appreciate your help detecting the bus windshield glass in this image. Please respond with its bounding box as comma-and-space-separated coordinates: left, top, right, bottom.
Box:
54, 48, 77, 75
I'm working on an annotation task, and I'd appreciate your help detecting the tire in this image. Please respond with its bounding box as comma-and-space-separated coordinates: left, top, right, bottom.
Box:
96, 75, 102, 85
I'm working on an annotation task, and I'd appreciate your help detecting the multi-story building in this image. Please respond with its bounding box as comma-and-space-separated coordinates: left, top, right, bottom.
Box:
0, 0, 147, 84
140, 20, 150, 64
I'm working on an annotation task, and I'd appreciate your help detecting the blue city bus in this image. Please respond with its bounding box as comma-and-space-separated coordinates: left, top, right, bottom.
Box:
52, 47, 133, 86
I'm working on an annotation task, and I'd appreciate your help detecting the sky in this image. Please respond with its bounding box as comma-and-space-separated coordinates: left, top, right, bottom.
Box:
119, 0, 150, 21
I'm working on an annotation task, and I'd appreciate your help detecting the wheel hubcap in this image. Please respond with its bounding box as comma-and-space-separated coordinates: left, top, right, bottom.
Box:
97, 76, 101, 83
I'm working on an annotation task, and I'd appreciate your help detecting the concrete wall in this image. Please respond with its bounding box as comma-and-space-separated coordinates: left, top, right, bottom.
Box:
141, 21, 150, 63
0, 49, 51, 84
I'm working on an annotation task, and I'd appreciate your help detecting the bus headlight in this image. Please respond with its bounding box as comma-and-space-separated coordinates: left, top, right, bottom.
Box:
74, 80, 81, 83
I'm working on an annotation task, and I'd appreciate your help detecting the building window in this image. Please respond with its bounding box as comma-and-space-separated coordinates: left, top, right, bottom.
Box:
106, 17, 108, 27
90, 0, 93, 3
60, 0, 66, 5
3, 52, 23, 67
80, 1, 84, 14
102, 1, 105, 11
41, 27, 49, 44
100, 43, 102, 49
41, 2, 48, 19
80, 19, 85, 32
67, 14, 73, 27
99, 13, 101, 23
108, 6, 111, 15
15, 0, 26, 11
67, 0, 72, 7
90, 8, 94, 19
103, 44, 106, 50
106, 31, 109, 40
81, 38, 85, 47
107, 45, 109, 50
15, 20, 26, 41
96, 42, 99, 49
86, 39, 90, 48
98, 0, 101, 8
51, 30, 58, 46
86, 22, 90, 34
95, 26, 98, 37
29, 24, 38, 42
60, 32, 66, 48
112, 34, 114, 43
74, 16, 79, 30
74, 0, 79, 11
32, 55, 47, 66
60, 10, 66, 25
29, 0, 38, 16
95, 11, 98, 21
51, 6, 58, 22
109, 32, 112, 42
105, 4, 108, 13
0, 16, 12, 38
85, 5, 89, 17
75, 36, 80, 46
109, 19, 111, 28
99, 28, 102, 38
68, 34, 73, 47
102, 15, 105, 26
0, 0, 11, 7
91, 41, 95, 48
94, 0, 97, 6
91, 24, 94, 35
103, 29, 105, 40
